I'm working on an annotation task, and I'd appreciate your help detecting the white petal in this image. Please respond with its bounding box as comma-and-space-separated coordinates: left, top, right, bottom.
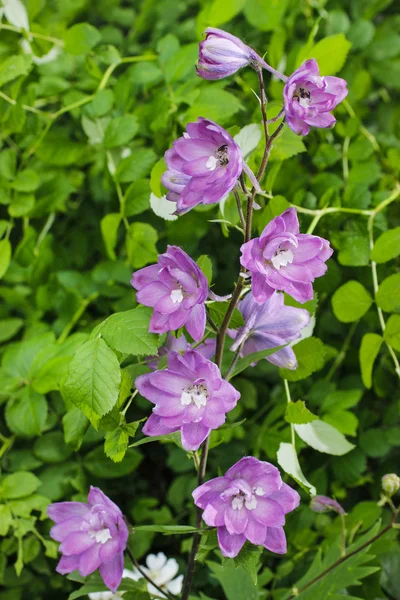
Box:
146, 552, 167, 571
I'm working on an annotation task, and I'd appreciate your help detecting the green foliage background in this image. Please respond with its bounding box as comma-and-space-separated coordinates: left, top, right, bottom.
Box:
0, 0, 400, 598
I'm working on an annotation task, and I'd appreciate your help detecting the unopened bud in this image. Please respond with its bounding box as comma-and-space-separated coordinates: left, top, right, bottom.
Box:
382, 473, 400, 497
310, 495, 345, 515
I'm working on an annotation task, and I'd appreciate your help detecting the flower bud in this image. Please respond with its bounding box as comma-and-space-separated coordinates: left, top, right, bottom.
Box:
310, 495, 345, 515
197, 28, 258, 80
382, 473, 400, 497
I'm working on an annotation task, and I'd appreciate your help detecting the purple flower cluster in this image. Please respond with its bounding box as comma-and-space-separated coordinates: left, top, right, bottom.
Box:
193, 457, 300, 557
47, 487, 128, 593
162, 117, 243, 214
136, 349, 240, 450
240, 208, 333, 304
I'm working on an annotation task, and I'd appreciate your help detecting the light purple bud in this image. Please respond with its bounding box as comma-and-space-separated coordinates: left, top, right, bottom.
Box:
47, 487, 129, 593
146, 333, 216, 370
131, 246, 208, 342
162, 117, 243, 214
284, 59, 348, 136
228, 291, 310, 369
197, 28, 259, 80
136, 349, 240, 451
193, 456, 300, 558
240, 208, 333, 304
310, 495, 346, 515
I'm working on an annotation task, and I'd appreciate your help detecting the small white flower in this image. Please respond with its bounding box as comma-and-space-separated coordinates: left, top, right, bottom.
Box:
136, 552, 183, 599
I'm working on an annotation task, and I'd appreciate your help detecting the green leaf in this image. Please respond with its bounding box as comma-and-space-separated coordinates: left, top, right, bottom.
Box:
279, 337, 325, 382
101, 213, 121, 260
11, 169, 39, 193
197, 255, 213, 285
371, 227, 400, 263
184, 89, 243, 126
124, 179, 151, 216
0, 317, 23, 343
62, 337, 121, 423
384, 314, 400, 351
0, 504, 12, 536
97, 307, 160, 355
208, 560, 258, 600
150, 158, 166, 198
323, 410, 359, 436
116, 149, 157, 183
376, 273, 400, 313
0, 55, 31, 87
208, 302, 244, 330
5, 387, 47, 438
83, 446, 142, 479
277, 442, 316, 495
149, 193, 178, 221
337, 232, 370, 266
126, 222, 158, 268
133, 524, 199, 534
234, 124, 262, 158
332, 281, 373, 322
285, 400, 318, 424
0, 471, 41, 499
294, 420, 355, 455
232, 544, 262, 585
64, 23, 101, 55
104, 428, 129, 463
231, 345, 287, 378
359, 333, 383, 389
244, 0, 288, 31
0, 238, 11, 279
270, 126, 306, 161
299, 33, 352, 74
63, 407, 90, 451
34, 432, 73, 463
104, 116, 139, 149
9, 192, 35, 217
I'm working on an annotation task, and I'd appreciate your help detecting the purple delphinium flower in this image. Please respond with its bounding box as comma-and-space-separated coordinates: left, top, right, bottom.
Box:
240, 208, 333, 304
227, 291, 310, 369
310, 495, 346, 515
146, 332, 216, 370
193, 456, 300, 558
131, 246, 208, 342
162, 118, 243, 214
135, 349, 240, 451
47, 487, 129, 593
284, 59, 348, 136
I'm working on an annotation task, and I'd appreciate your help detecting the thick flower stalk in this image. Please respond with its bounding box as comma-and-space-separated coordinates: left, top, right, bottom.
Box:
136, 349, 240, 450
146, 332, 216, 370
240, 207, 333, 303
131, 245, 208, 342
193, 456, 300, 558
47, 487, 129, 593
162, 117, 243, 213
228, 290, 310, 369
284, 59, 348, 135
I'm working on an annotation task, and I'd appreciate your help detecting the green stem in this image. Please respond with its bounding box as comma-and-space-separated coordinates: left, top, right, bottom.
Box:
325, 321, 358, 382
57, 292, 99, 345
0, 23, 64, 46
283, 379, 295, 447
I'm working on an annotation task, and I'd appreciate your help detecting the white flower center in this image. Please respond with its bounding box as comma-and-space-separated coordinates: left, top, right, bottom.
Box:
180, 383, 209, 408
271, 248, 294, 270
231, 491, 258, 511
170, 288, 184, 304
89, 527, 112, 544
295, 86, 311, 108
205, 155, 218, 171
254, 486, 264, 496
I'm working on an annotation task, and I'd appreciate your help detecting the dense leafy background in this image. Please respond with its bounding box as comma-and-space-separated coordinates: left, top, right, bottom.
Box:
0, 0, 400, 599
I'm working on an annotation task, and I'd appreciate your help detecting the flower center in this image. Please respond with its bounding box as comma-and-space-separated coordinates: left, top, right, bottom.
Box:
170, 287, 184, 304
206, 144, 230, 171
294, 86, 311, 108
180, 383, 209, 408
88, 527, 112, 544
271, 247, 294, 270
231, 490, 258, 511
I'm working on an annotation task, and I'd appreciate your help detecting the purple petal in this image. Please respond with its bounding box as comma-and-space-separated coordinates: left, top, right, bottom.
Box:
180, 422, 210, 451
59, 532, 95, 556
270, 483, 301, 514
79, 543, 102, 577
245, 517, 267, 545
99, 551, 124, 593
252, 497, 285, 527
56, 554, 80, 574
202, 496, 227, 527
142, 414, 178, 437
185, 303, 206, 342
224, 506, 248, 535
47, 502, 89, 524
193, 476, 230, 508
217, 526, 246, 558
50, 517, 85, 542
131, 265, 160, 290
263, 526, 287, 554
136, 282, 169, 307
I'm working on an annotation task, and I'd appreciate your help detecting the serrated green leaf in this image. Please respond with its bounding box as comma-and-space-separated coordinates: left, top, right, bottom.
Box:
126, 222, 158, 268
280, 337, 325, 382
62, 337, 121, 423
0, 471, 41, 499
197, 255, 213, 285
376, 273, 400, 313
64, 23, 101, 55
104, 428, 129, 463
384, 314, 400, 351
285, 400, 318, 424
97, 307, 160, 355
